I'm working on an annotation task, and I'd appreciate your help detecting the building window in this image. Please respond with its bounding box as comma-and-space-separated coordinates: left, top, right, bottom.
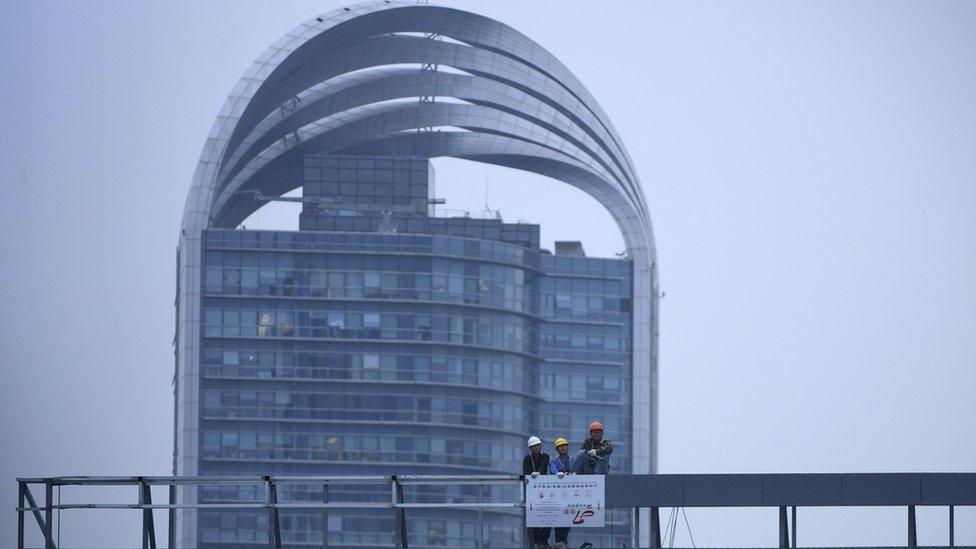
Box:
222, 310, 240, 336
257, 312, 274, 337
327, 313, 344, 328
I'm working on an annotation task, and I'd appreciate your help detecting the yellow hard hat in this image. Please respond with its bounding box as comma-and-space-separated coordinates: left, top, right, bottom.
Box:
554, 437, 569, 448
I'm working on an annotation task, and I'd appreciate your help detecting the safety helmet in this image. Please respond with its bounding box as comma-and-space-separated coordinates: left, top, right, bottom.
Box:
588, 421, 604, 432
554, 437, 569, 448
527, 436, 542, 448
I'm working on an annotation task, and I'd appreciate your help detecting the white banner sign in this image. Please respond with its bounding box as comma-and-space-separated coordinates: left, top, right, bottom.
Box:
525, 475, 605, 528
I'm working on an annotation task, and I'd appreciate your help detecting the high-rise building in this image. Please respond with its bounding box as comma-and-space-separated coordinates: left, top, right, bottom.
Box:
177, 3, 657, 547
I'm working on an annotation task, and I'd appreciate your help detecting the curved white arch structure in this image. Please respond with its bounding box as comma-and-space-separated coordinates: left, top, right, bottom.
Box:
177, 2, 658, 544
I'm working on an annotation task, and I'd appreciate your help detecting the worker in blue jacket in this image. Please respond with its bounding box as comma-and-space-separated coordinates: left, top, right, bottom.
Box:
548, 437, 573, 548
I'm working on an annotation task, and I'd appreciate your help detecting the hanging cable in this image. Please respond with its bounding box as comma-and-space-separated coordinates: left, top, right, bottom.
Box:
681, 507, 696, 548
662, 506, 672, 546
665, 506, 679, 547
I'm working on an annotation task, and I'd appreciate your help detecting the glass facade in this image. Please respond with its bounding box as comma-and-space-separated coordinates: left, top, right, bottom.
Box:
194, 155, 633, 547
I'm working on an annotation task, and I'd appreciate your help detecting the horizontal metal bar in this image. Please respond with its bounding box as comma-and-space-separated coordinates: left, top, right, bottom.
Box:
606, 473, 976, 508
21, 504, 268, 511
266, 476, 392, 484
397, 475, 520, 481
17, 501, 527, 512
18, 477, 262, 486
17, 473, 976, 508
274, 502, 393, 509
398, 475, 521, 484
21, 500, 976, 513
16, 475, 393, 486
396, 502, 522, 509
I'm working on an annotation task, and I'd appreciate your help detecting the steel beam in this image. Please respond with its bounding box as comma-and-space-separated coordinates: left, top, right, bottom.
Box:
394, 476, 408, 548
632, 506, 640, 549
649, 506, 661, 548
322, 482, 329, 549
23, 484, 53, 546
779, 506, 788, 548
791, 505, 797, 548
908, 505, 917, 549
141, 480, 157, 549
45, 481, 54, 549
779, 505, 790, 549
12, 473, 976, 548
521, 479, 530, 549
477, 483, 485, 549
950, 504, 955, 546
168, 484, 176, 549
605, 472, 976, 508
266, 477, 281, 549
17, 482, 25, 549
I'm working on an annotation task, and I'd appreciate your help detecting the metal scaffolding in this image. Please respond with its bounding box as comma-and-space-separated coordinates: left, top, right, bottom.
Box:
15, 473, 976, 549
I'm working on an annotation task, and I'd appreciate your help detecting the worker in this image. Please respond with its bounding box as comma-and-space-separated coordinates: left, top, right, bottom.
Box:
548, 437, 573, 549
572, 421, 613, 475
523, 435, 551, 477
522, 436, 552, 548
548, 437, 573, 476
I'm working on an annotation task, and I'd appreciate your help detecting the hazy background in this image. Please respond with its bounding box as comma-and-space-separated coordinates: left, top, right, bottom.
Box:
2, 0, 975, 546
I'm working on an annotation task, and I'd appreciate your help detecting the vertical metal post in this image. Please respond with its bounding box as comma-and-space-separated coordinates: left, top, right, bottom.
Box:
908, 505, 917, 549
477, 484, 485, 549
521, 478, 530, 549
649, 506, 661, 548
322, 482, 329, 549
272, 481, 282, 549
949, 504, 955, 547
141, 480, 157, 549
18, 481, 25, 549
44, 481, 54, 549
143, 481, 148, 549
779, 506, 789, 549
393, 476, 408, 548
392, 476, 399, 547
791, 505, 797, 548
632, 507, 640, 549
266, 478, 273, 549
168, 484, 176, 549
267, 477, 281, 549
24, 485, 50, 546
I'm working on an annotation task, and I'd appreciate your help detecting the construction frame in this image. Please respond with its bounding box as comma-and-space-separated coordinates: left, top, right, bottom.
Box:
15, 472, 976, 549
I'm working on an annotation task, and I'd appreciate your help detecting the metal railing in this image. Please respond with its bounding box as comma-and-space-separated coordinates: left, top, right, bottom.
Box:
16, 474, 526, 549
15, 473, 976, 549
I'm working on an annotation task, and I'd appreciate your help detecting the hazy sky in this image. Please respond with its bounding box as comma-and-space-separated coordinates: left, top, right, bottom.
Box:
2, 1, 974, 546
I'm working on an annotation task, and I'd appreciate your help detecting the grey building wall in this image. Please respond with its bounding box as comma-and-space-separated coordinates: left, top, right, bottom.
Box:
178, 3, 657, 546
191, 155, 632, 546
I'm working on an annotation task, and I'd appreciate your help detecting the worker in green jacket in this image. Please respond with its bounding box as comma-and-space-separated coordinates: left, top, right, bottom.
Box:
572, 421, 612, 475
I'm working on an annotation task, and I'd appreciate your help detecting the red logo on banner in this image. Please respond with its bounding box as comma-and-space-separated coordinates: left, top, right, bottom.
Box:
572, 510, 595, 525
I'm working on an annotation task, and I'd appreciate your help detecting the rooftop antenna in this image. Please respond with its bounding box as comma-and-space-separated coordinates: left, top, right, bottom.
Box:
483, 176, 502, 220
483, 177, 490, 216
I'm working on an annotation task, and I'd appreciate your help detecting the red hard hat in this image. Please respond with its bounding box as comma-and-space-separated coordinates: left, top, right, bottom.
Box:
588, 421, 604, 432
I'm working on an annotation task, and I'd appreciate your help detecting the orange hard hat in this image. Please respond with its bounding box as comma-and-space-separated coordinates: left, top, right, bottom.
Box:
588, 421, 604, 432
